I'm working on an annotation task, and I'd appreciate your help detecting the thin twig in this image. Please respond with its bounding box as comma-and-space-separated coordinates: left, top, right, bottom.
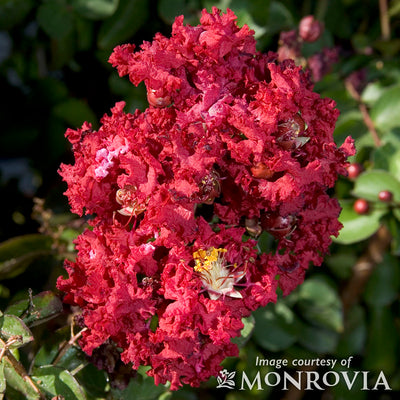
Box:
52, 327, 87, 366
345, 79, 382, 147
341, 225, 391, 312
379, 0, 390, 40
0, 337, 45, 399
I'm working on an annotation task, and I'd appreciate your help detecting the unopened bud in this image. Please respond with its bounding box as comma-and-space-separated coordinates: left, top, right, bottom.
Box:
245, 218, 262, 237
251, 163, 274, 179
299, 15, 323, 43
147, 89, 172, 108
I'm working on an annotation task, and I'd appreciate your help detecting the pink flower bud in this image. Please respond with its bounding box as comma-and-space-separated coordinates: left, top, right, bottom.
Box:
299, 15, 323, 42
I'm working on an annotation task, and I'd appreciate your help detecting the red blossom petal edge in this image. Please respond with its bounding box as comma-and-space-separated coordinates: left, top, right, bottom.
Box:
57, 7, 355, 390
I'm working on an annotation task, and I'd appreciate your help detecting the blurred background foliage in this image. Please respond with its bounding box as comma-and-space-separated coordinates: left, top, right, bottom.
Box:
0, 0, 400, 398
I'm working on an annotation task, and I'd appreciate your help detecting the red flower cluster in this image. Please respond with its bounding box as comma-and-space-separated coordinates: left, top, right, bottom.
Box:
57, 8, 354, 390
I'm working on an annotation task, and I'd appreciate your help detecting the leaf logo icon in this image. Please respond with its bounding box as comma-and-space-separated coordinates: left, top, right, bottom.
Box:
216, 369, 236, 389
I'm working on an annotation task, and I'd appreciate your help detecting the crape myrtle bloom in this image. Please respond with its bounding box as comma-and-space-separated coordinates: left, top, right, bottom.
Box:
57, 7, 354, 390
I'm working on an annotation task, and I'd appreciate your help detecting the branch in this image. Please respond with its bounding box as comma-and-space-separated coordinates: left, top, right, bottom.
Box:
379, 0, 390, 40
345, 79, 381, 147
341, 225, 391, 312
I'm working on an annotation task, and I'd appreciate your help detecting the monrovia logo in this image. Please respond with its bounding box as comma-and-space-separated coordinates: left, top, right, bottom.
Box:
216, 369, 236, 389
216, 369, 392, 391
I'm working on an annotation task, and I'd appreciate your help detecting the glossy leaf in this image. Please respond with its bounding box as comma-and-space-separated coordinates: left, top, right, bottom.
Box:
36, 2, 74, 40
231, 315, 255, 348
334, 200, 387, 244
298, 324, 339, 354
0, 315, 33, 348
372, 141, 400, 178
363, 254, 400, 306
159, 0, 196, 25
98, 0, 149, 49
5, 291, 63, 327
4, 363, 39, 400
363, 306, 398, 374
0, 234, 53, 280
0, 0, 34, 30
253, 302, 299, 351
335, 305, 367, 357
74, 363, 108, 399
297, 277, 343, 333
361, 81, 388, 106
72, 0, 119, 20
0, 361, 5, 395
112, 366, 168, 400
352, 170, 400, 202
371, 85, 400, 132
53, 99, 97, 128
32, 366, 86, 400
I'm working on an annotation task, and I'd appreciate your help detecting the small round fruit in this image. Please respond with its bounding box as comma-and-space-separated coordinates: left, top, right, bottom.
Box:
378, 190, 393, 202
347, 163, 363, 179
353, 199, 369, 214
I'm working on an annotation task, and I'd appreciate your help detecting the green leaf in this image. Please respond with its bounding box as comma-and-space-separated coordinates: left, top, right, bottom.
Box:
0, 234, 53, 280
372, 141, 400, 178
159, 0, 198, 25
33, 326, 86, 369
72, 0, 119, 19
298, 324, 339, 354
253, 302, 299, 351
98, 0, 149, 49
371, 85, 400, 132
335, 305, 367, 357
0, 361, 6, 395
297, 277, 343, 333
363, 306, 398, 374
37, 2, 74, 40
5, 291, 63, 328
231, 315, 255, 348
0, 0, 34, 30
74, 364, 108, 399
0, 315, 33, 349
4, 363, 39, 400
53, 98, 97, 127
32, 366, 86, 400
111, 366, 168, 400
334, 200, 387, 244
265, 0, 294, 35
352, 170, 400, 202
363, 254, 400, 306
361, 81, 389, 106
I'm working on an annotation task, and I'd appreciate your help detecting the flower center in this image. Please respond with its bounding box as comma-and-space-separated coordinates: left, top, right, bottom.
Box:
193, 247, 245, 300
116, 186, 147, 217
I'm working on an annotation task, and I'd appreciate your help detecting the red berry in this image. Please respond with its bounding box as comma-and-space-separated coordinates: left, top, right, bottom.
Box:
378, 190, 393, 202
353, 199, 369, 214
299, 16, 323, 43
347, 163, 363, 179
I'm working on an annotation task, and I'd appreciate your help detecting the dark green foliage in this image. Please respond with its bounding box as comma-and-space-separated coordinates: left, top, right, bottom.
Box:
1, 0, 400, 398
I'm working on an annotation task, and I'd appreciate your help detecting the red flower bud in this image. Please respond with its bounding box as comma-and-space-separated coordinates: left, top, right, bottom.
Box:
378, 190, 393, 202
147, 89, 172, 108
261, 214, 296, 239
299, 15, 323, 43
346, 163, 363, 179
251, 163, 274, 179
353, 199, 369, 214
245, 218, 262, 237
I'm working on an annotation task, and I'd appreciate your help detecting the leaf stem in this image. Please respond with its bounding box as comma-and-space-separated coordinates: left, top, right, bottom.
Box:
345, 79, 382, 147
379, 0, 390, 40
0, 337, 45, 399
52, 327, 87, 366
